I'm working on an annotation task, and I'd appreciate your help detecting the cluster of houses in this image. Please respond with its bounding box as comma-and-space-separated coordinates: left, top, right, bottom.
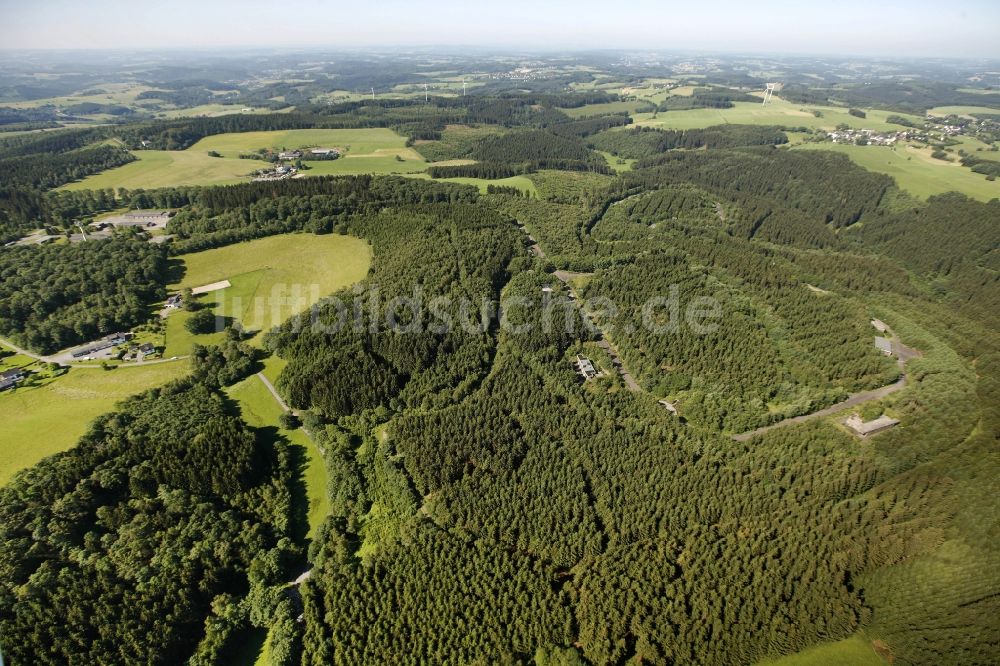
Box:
253, 164, 298, 182
826, 128, 926, 145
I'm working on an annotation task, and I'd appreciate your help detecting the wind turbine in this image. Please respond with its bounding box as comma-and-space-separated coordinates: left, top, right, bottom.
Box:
371, 87, 375, 101
462, 79, 467, 97
424, 83, 428, 102
762, 83, 777, 106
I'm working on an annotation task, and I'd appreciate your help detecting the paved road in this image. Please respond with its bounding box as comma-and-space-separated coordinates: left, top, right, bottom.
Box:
731, 376, 907, 442
732, 335, 919, 442
257, 371, 291, 412
0, 336, 187, 368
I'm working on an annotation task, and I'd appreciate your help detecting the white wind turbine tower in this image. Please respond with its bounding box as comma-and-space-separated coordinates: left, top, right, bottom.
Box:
371, 87, 375, 101
424, 83, 428, 102
762, 83, 777, 106
463, 79, 467, 96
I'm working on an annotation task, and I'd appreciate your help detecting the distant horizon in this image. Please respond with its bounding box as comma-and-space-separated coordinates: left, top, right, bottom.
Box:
5, 0, 1000, 58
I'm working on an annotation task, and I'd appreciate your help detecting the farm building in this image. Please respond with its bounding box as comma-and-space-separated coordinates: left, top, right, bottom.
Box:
0, 368, 26, 391
309, 148, 340, 157
874, 336, 893, 355
575, 355, 598, 380
845, 413, 900, 437
137, 343, 157, 359
278, 150, 302, 160
871, 319, 888, 333
102, 210, 172, 229
70, 332, 133, 359
165, 294, 182, 309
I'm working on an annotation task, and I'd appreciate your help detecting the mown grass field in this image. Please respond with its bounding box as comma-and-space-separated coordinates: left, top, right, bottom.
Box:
631, 96, 925, 132
755, 634, 885, 666
163, 233, 372, 356
0, 360, 189, 486
63, 128, 443, 190
793, 143, 1000, 201
62, 149, 253, 190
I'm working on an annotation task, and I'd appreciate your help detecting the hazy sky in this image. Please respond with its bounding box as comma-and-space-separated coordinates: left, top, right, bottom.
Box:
3, 0, 999, 57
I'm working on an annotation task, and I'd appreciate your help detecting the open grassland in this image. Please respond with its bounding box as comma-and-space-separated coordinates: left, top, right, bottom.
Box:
0, 361, 188, 486
561, 100, 650, 118
632, 96, 924, 132
153, 104, 290, 119
793, 143, 1000, 201
755, 634, 885, 666
225, 366, 329, 539
163, 233, 371, 356
0, 82, 153, 108
62, 149, 252, 190
63, 128, 441, 189
927, 105, 1000, 117
405, 172, 538, 195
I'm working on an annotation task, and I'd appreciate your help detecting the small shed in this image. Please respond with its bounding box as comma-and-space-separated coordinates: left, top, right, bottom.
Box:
871, 318, 888, 333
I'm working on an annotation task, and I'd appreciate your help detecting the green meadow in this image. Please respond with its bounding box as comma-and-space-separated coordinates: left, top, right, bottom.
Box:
793, 143, 1000, 201
927, 105, 999, 117
631, 96, 925, 132
164, 233, 372, 356
0, 360, 189, 486
63, 128, 446, 190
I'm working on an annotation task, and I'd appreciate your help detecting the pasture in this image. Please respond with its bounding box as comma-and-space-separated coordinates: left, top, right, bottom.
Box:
793, 143, 1000, 202
632, 96, 925, 132
164, 233, 372, 356
0, 360, 189, 486
63, 128, 439, 190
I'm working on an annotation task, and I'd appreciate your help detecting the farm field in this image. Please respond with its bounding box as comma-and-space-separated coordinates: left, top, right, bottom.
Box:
0, 360, 189, 486
755, 634, 884, 666
631, 96, 925, 132
62, 128, 442, 189
62, 148, 252, 190
163, 233, 372, 356
793, 142, 1000, 201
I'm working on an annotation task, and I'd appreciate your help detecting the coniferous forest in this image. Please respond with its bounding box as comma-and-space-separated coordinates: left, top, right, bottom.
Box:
0, 63, 998, 666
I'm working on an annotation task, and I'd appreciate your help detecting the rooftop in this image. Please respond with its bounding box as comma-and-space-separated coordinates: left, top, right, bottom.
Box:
845, 413, 900, 436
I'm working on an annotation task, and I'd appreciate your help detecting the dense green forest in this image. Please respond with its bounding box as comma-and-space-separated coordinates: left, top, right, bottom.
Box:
0, 79, 998, 666
0, 341, 306, 664
0, 237, 168, 352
